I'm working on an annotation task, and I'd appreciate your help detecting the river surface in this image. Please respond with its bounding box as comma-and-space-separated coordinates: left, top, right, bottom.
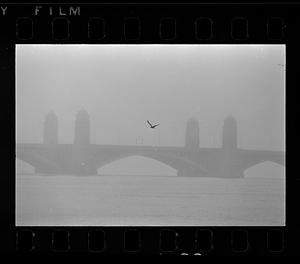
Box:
16, 174, 285, 226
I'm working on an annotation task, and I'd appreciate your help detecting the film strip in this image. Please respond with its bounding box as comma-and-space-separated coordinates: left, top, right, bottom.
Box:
0, 1, 299, 255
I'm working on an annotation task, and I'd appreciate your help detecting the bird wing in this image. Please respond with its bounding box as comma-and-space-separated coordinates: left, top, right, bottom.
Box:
154, 124, 160, 128
147, 120, 152, 127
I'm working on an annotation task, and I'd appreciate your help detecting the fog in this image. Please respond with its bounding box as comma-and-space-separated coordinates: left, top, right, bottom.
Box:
16, 44, 285, 177
16, 45, 286, 226
16, 45, 285, 148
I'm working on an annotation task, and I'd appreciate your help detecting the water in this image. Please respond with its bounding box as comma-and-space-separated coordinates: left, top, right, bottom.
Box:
16, 174, 285, 226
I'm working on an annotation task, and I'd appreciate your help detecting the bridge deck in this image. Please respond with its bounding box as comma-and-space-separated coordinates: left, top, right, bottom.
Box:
16, 143, 285, 154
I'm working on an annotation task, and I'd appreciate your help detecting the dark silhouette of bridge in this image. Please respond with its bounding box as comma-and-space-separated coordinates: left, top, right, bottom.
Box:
16, 110, 285, 177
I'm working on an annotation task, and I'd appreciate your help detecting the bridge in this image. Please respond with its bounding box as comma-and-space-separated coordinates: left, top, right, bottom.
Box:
16, 110, 285, 178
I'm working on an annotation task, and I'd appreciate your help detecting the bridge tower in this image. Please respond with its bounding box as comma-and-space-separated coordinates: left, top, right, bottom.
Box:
185, 117, 200, 150
43, 111, 58, 145
222, 115, 237, 149
74, 109, 90, 145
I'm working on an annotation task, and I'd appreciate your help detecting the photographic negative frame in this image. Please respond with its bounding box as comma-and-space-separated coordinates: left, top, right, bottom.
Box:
0, 0, 299, 255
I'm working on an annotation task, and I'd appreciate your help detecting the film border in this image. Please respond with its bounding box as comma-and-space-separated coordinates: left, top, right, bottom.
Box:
0, 2, 298, 255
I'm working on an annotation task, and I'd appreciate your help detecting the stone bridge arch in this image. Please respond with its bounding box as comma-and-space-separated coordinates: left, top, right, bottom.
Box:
90, 150, 208, 177
97, 155, 178, 176
244, 161, 285, 178
237, 150, 285, 172
16, 148, 61, 174
16, 158, 35, 174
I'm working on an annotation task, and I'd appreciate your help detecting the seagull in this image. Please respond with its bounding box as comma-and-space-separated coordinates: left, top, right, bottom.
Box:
147, 120, 160, 129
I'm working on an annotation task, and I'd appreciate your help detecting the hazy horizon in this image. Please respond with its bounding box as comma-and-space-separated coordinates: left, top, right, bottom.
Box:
16, 45, 285, 150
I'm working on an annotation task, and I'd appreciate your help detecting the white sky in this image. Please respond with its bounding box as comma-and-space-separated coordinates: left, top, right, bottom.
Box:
16, 44, 285, 151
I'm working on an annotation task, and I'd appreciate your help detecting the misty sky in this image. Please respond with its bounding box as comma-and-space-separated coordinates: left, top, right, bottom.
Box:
16, 44, 285, 152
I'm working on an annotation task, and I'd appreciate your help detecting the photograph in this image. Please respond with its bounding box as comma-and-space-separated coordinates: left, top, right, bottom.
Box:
16, 44, 285, 226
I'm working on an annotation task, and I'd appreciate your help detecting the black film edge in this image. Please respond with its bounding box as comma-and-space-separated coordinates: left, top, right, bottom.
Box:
0, 2, 298, 255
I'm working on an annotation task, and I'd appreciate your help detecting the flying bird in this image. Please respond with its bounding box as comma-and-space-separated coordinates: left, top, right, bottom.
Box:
147, 120, 160, 129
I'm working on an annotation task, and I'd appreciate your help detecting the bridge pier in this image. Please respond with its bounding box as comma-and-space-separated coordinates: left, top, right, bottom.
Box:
177, 168, 244, 178
177, 168, 207, 177
211, 169, 245, 178
35, 166, 98, 176
208, 163, 245, 178
72, 164, 98, 176
35, 161, 98, 176
207, 150, 245, 178
35, 167, 61, 175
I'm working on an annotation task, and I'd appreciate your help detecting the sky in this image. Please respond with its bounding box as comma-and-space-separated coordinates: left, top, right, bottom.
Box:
16, 44, 285, 149
16, 44, 285, 176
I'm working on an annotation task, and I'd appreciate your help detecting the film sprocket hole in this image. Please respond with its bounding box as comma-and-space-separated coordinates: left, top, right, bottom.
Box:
0, 1, 297, 255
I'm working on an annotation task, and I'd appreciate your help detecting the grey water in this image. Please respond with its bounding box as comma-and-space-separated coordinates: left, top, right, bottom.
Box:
16, 174, 285, 226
